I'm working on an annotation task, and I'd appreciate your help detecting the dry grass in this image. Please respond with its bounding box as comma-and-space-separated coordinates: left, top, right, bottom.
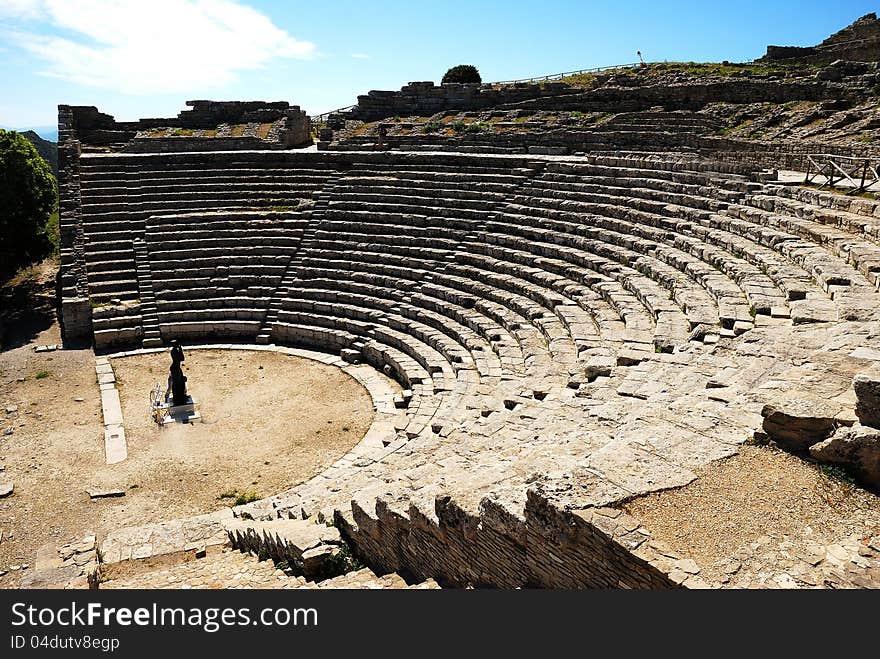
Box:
256, 123, 273, 140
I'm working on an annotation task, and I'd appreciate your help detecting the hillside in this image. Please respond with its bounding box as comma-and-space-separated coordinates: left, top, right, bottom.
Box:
320, 14, 880, 163
20, 129, 58, 176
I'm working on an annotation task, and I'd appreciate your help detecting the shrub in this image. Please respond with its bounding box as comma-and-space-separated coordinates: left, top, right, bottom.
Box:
218, 488, 261, 506
450, 120, 468, 133
422, 121, 442, 134
316, 544, 365, 580
442, 64, 482, 85
0, 129, 57, 279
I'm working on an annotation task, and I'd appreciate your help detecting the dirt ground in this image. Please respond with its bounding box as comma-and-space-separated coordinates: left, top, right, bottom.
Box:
0, 315, 373, 588
626, 444, 880, 581
109, 349, 374, 513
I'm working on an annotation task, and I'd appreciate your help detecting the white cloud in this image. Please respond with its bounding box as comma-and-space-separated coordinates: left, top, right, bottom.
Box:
4, 0, 316, 94
0, 0, 44, 20
351, 53, 370, 59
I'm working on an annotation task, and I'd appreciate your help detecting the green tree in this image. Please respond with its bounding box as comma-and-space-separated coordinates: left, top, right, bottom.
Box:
442, 64, 482, 84
0, 129, 57, 278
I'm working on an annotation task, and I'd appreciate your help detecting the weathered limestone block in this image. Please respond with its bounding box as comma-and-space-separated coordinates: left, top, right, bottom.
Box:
21, 535, 99, 589
810, 424, 880, 488
225, 518, 342, 581
854, 365, 880, 428
761, 395, 855, 451
100, 510, 233, 564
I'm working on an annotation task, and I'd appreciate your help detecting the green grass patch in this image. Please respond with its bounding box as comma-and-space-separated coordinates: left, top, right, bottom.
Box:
218, 489, 262, 506
819, 464, 856, 485
317, 544, 365, 580
35, 370, 51, 380
556, 72, 600, 88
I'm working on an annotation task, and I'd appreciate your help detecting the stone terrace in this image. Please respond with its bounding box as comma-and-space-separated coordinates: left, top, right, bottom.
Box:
56, 148, 880, 589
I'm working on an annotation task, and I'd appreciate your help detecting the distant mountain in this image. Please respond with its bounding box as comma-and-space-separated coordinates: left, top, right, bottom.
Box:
0, 125, 58, 142
20, 130, 58, 176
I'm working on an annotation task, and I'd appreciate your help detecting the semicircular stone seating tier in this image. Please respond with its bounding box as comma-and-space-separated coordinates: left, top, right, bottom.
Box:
79, 153, 345, 348
75, 151, 880, 548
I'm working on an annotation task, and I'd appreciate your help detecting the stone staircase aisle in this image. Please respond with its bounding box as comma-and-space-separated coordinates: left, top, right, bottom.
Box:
100, 548, 439, 590
133, 237, 163, 348
257, 176, 344, 345
100, 547, 294, 589
95, 511, 441, 590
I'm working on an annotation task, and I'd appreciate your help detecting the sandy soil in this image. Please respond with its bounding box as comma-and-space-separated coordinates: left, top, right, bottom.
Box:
626, 444, 880, 581
109, 349, 374, 513
0, 335, 373, 588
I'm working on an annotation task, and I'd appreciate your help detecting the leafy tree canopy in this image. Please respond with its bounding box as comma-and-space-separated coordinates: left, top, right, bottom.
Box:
442, 64, 482, 85
0, 129, 57, 278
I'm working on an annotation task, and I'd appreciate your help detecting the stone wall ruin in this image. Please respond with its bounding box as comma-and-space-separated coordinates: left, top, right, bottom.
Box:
762, 13, 880, 64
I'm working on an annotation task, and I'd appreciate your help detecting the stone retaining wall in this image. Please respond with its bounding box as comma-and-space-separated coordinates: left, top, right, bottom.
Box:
334, 488, 691, 589
332, 130, 879, 171
57, 105, 92, 345
349, 81, 578, 123
505, 80, 842, 113
705, 137, 880, 170
124, 136, 279, 153
340, 78, 846, 125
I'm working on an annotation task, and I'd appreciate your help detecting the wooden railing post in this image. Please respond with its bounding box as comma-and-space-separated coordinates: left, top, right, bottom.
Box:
804, 154, 880, 194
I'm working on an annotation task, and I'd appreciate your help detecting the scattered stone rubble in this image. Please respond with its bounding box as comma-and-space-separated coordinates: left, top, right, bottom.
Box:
20, 535, 99, 589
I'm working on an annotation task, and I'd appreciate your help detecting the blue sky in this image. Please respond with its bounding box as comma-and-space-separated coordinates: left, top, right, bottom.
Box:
0, 0, 876, 135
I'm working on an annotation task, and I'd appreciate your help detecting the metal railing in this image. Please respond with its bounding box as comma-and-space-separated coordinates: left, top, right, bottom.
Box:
804, 154, 880, 193
311, 105, 358, 124
490, 62, 641, 86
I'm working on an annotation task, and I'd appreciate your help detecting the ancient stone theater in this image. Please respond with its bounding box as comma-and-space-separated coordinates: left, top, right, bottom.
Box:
9, 15, 880, 590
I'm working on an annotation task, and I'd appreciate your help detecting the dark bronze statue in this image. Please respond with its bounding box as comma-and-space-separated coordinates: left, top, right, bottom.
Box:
168, 340, 189, 406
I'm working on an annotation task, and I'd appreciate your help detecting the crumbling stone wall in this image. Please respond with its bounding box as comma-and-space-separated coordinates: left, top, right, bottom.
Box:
341, 78, 844, 127
348, 81, 577, 123
762, 13, 880, 64
704, 136, 880, 171
64, 100, 311, 151
177, 100, 295, 127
